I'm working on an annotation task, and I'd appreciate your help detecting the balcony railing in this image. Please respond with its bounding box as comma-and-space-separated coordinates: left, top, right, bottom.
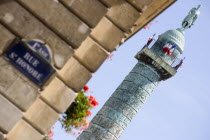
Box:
143, 39, 182, 68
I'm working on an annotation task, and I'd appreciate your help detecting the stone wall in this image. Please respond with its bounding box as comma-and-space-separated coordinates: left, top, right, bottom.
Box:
0, 0, 176, 139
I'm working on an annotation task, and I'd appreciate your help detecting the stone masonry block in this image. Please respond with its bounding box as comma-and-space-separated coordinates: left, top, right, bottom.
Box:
100, 0, 122, 7
91, 17, 124, 52
0, 57, 18, 94
105, 97, 136, 120
74, 37, 109, 72
77, 132, 102, 140
92, 115, 124, 138
84, 124, 116, 140
132, 62, 160, 81
41, 77, 77, 113
127, 0, 154, 11
0, 94, 22, 133
24, 99, 59, 134
5, 77, 39, 111
0, 57, 39, 111
0, 0, 73, 68
0, 131, 4, 140
125, 72, 156, 93
60, 0, 107, 28
106, 1, 140, 32
112, 90, 143, 110
6, 120, 43, 140
0, 24, 15, 55
98, 106, 130, 129
16, 0, 90, 48
58, 57, 92, 92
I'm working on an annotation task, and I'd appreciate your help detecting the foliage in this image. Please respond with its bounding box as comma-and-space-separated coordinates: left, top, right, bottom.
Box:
44, 128, 54, 140
44, 86, 98, 139
59, 86, 98, 134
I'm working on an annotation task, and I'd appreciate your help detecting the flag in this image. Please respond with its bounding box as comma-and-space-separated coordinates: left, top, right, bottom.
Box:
147, 33, 156, 45
170, 44, 177, 50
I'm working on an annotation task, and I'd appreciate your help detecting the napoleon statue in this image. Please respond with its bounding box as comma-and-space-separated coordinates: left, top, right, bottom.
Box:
182, 5, 201, 31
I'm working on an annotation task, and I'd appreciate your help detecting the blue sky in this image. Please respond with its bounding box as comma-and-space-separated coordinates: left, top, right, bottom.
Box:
53, 0, 210, 139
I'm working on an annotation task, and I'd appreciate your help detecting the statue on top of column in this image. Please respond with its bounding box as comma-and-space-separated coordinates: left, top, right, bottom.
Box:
181, 5, 201, 31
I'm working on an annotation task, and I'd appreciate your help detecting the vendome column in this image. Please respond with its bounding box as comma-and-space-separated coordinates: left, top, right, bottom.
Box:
77, 5, 201, 140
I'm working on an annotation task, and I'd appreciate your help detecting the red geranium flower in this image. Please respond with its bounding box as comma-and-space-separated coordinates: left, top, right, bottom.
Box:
47, 130, 54, 137
88, 95, 95, 101
47, 130, 52, 135
91, 100, 99, 106
88, 102, 94, 107
83, 85, 89, 91
86, 110, 91, 116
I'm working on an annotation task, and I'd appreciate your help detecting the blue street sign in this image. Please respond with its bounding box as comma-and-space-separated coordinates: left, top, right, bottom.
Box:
5, 40, 55, 86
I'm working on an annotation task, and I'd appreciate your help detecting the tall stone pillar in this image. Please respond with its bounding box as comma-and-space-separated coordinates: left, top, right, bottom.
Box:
77, 5, 201, 140
80, 61, 161, 140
